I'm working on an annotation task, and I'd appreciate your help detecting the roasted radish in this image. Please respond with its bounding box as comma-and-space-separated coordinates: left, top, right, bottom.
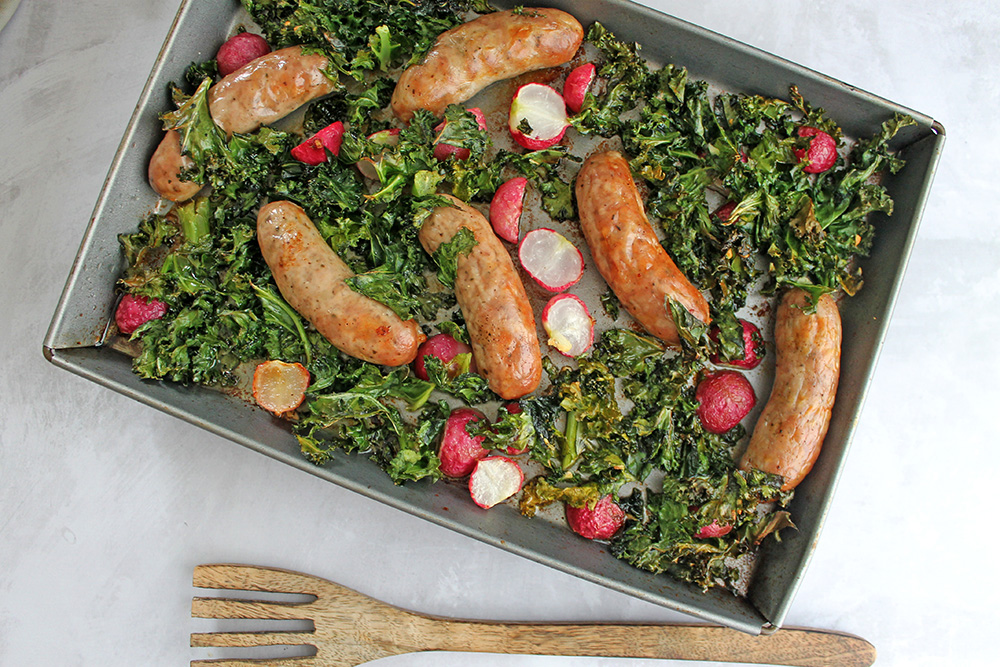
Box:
438, 407, 489, 478
542, 294, 594, 358
413, 333, 476, 381
518, 228, 584, 292
252, 360, 310, 417
290, 121, 344, 165
216, 32, 271, 77
508, 83, 569, 150
695, 370, 756, 434
115, 293, 167, 335
565, 495, 625, 540
433, 107, 487, 161
356, 128, 400, 180
794, 126, 838, 173
710, 319, 765, 370
562, 62, 595, 113
469, 456, 524, 508
489, 176, 528, 242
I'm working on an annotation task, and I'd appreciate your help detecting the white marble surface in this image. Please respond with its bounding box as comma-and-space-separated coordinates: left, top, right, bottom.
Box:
0, 1, 995, 665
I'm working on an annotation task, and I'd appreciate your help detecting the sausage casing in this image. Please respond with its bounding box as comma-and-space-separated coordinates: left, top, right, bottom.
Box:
208, 46, 336, 135
739, 289, 842, 490
149, 47, 335, 201
147, 129, 202, 202
391, 8, 583, 122
575, 151, 710, 345
419, 196, 542, 400
257, 201, 424, 367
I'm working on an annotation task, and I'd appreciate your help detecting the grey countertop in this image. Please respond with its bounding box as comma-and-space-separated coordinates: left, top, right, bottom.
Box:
1, 1, 994, 665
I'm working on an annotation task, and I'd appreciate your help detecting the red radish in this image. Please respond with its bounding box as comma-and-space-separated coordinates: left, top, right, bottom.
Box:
356, 128, 400, 180
413, 333, 476, 381
566, 495, 625, 540
695, 370, 757, 434
695, 520, 733, 539
794, 126, 837, 173
562, 63, 596, 113
469, 456, 524, 508
508, 83, 569, 150
713, 201, 737, 223
438, 408, 489, 478
710, 319, 765, 370
252, 360, 310, 417
433, 107, 487, 161
542, 294, 594, 358
501, 402, 529, 455
489, 177, 528, 242
518, 228, 584, 292
291, 121, 344, 165
115, 293, 167, 334
216, 32, 271, 77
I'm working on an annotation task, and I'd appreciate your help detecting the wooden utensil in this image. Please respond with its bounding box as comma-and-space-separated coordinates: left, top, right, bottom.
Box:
191, 564, 875, 667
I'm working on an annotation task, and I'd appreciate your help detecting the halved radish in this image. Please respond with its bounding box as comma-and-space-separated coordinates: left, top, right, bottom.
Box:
469, 456, 524, 509
508, 83, 569, 150
356, 128, 400, 180
500, 402, 529, 455
253, 360, 310, 417
694, 520, 733, 539
291, 121, 344, 165
489, 176, 528, 242
433, 107, 487, 161
518, 228, 584, 292
542, 294, 594, 358
563, 63, 596, 113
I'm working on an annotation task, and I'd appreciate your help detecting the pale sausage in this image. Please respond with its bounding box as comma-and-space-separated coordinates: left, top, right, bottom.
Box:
419, 196, 542, 399
739, 289, 842, 491
257, 201, 424, 367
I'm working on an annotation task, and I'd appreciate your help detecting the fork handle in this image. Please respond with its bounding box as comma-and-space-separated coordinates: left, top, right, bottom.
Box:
421, 620, 874, 666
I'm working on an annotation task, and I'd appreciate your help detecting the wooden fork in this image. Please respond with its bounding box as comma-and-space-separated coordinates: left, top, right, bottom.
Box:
191, 563, 875, 667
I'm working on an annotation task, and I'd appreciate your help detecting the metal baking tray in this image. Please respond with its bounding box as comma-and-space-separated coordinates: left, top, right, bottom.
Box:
44, 0, 944, 634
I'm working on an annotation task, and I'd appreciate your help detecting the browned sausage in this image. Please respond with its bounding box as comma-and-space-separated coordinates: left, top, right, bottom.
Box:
149, 47, 336, 201
208, 46, 337, 135
391, 8, 583, 123
147, 130, 202, 202
419, 196, 542, 399
739, 289, 842, 490
575, 151, 710, 345
257, 201, 424, 367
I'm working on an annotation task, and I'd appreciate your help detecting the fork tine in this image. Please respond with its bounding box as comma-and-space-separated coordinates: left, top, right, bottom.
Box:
194, 564, 323, 596
191, 630, 314, 649
193, 597, 315, 621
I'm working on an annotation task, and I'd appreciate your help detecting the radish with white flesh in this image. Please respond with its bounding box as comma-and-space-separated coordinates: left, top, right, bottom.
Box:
518, 228, 584, 292
508, 83, 569, 150
542, 294, 594, 357
489, 176, 528, 242
469, 456, 524, 508
356, 128, 400, 180
563, 62, 596, 113
438, 407, 489, 478
434, 107, 487, 161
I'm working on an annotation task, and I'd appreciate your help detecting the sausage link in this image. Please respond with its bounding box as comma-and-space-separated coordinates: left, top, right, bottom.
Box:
391, 8, 583, 122
208, 46, 336, 135
149, 47, 335, 201
419, 196, 542, 399
148, 130, 202, 202
257, 201, 424, 367
575, 151, 710, 345
739, 289, 842, 491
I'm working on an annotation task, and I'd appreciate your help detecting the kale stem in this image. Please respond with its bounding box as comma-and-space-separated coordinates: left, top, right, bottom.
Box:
561, 411, 579, 470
